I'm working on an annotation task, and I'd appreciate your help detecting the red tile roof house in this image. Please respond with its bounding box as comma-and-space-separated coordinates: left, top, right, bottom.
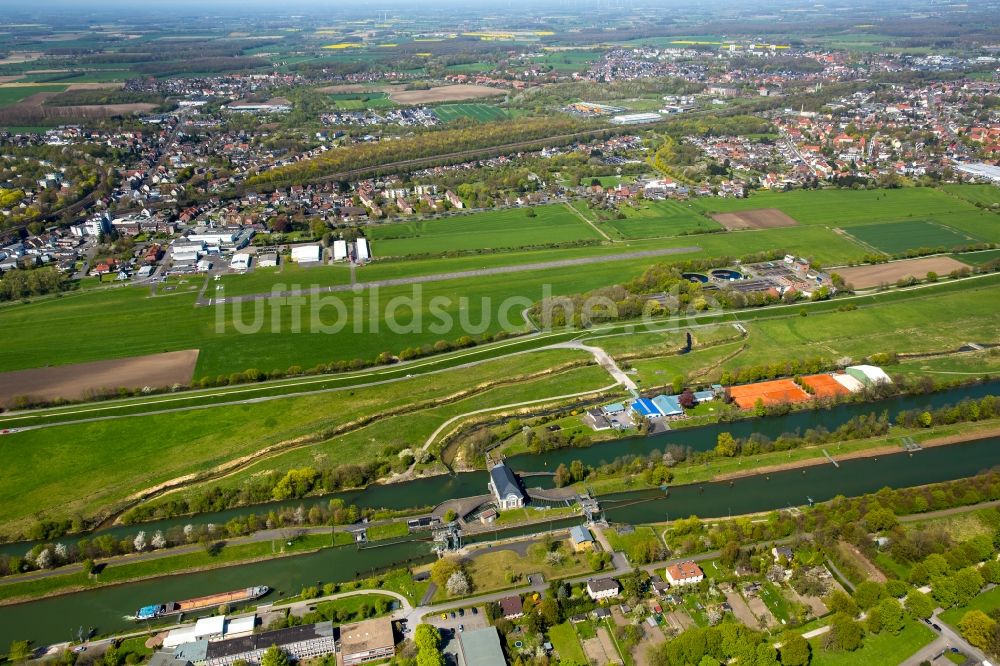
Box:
665, 561, 705, 587
499, 595, 523, 620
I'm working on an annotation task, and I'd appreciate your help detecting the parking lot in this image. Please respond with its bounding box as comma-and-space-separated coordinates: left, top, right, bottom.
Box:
426, 606, 489, 666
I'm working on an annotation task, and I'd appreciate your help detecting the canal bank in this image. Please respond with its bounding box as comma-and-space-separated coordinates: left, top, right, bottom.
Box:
1, 380, 995, 558
2, 433, 1000, 648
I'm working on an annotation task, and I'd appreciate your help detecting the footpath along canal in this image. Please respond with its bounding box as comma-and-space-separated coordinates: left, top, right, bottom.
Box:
0, 383, 998, 646
3, 380, 993, 557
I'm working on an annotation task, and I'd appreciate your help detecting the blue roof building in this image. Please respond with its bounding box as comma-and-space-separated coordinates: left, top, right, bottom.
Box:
652, 395, 683, 417
694, 390, 716, 402
631, 398, 659, 418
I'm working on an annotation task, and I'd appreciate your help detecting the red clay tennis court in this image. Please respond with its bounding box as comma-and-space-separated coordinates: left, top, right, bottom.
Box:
729, 378, 811, 409
801, 374, 850, 399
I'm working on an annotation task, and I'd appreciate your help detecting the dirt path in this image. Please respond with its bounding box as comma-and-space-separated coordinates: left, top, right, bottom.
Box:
564, 201, 612, 241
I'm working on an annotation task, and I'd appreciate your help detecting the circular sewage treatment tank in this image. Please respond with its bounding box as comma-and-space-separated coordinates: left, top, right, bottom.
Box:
682, 272, 709, 283
711, 269, 744, 281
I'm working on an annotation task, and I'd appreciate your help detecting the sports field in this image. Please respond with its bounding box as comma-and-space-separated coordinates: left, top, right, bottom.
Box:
366, 205, 603, 256
432, 103, 508, 122
843, 220, 977, 254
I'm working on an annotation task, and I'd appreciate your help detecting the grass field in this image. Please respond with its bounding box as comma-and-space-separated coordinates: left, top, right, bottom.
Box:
954, 249, 1000, 265
577, 200, 722, 239
692, 187, 1000, 243
549, 622, 587, 663
0, 350, 605, 537
0, 84, 69, 106
623, 281, 999, 388
328, 92, 395, 110
941, 184, 1000, 207
438, 541, 592, 600
809, 619, 934, 666
432, 103, 508, 122
940, 586, 1000, 628
844, 220, 978, 254
366, 205, 603, 256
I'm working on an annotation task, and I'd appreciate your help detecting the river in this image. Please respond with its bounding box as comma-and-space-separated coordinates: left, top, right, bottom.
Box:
4, 380, 991, 557
0, 383, 997, 646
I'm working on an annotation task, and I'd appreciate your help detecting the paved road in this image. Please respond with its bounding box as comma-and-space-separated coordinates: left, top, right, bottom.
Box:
200, 246, 701, 307
902, 607, 990, 666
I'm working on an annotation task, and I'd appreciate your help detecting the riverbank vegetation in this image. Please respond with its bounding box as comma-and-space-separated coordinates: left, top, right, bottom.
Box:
550, 397, 998, 493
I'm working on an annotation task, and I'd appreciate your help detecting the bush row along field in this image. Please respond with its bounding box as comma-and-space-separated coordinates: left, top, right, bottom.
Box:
160, 364, 614, 509
366, 204, 603, 256
432, 103, 509, 122
0, 349, 603, 538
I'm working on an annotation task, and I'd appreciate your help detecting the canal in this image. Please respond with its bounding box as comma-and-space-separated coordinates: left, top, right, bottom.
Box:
2, 433, 999, 648
1, 381, 995, 557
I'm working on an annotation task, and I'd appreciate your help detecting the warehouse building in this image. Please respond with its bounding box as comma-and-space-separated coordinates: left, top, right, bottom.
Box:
457, 627, 506, 666
610, 112, 662, 125
339, 617, 395, 666
356, 237, 372, 262
333, 239, 348, 261
200, 621, 336, 666
845, 365, 892, 387
291, 245, 323, 263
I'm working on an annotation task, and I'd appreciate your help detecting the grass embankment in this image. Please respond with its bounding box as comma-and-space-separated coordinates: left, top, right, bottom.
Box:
0, 349, 603, 539
580, 419, 1000, 495
0, 533, 335, 606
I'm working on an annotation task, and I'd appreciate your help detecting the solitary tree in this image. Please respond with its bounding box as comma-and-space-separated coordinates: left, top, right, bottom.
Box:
446, 570, 471, 596
716, 432, 738, 457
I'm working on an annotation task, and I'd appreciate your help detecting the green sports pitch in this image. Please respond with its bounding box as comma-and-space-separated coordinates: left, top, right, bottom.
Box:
843, 220, 979, 254
432, 103, 509, 122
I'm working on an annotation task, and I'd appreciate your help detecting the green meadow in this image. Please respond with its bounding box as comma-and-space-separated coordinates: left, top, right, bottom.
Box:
692, 187, 1000, 243
579, 199, 723, 239
432, 103, 509, 122
0, 84, 69, 107
365, 205, 603, 256
0, 349, 600, 537
844, 220, 979, 254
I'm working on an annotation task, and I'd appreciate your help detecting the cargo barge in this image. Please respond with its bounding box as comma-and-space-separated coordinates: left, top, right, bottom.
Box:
131, 586, 269, 621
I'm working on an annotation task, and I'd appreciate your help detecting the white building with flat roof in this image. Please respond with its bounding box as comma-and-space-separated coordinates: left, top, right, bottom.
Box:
333, 239, 348, 261
291, 245, 323, 263
356, 238, 371, 262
